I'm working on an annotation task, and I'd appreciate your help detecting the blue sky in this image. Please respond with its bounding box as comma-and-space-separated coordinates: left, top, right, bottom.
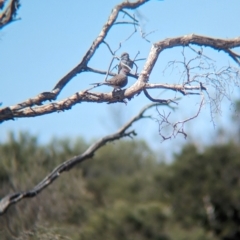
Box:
0, 0, 240, 159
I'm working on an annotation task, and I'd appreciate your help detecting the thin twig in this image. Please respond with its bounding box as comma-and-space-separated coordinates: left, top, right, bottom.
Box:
143, 89, 178, 104
120, 9, 139, 23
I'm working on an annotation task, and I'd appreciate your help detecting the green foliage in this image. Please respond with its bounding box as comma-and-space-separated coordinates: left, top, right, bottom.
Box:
16, 224, 72, 240
1, 131, 240, 240
162, 143, 240, 240
81, 140, 159, 205
80, 201, 169, 240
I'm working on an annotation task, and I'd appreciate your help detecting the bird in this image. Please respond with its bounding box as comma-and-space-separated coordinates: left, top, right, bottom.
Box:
118, 52, 134, 74
91, 68, 129, 91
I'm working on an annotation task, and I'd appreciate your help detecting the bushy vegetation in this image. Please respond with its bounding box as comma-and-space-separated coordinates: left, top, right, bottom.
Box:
1, 131, 240, 240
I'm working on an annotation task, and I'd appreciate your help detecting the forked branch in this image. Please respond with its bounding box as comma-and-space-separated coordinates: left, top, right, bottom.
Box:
156, 95, 204, 140
0, 0, 240, 127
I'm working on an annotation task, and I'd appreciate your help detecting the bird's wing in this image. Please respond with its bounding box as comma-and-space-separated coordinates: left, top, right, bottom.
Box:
107, 74, 128, 88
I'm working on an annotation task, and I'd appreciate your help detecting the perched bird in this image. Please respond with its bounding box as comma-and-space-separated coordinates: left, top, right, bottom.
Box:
118, 52, 134, 73
91, 68, 129, 91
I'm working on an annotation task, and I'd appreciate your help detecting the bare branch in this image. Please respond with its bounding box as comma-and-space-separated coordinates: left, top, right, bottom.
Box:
114, 25, 138, 53
225, 49, 240, 65
114, 21, 139, 26
188, 45, 215, 61
0, 0, 149, 112
156, 95, 205, 140
139, 27, 158, 43
0, 102, 163, 215
145, 82, 206, 95
143, 89, 178, 104
0, 0, 20, 29
102, 40, 115, 56
120, 9, 139, 23
85, 66, 116, 77
0, 82, 205, 122
154, 34, 240, 65
1, 1, 240, 131
117, 102, 168, 134
161, 46, 240, 127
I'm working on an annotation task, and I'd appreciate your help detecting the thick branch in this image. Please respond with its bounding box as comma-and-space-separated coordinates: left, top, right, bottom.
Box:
0, 82, 204, 122
155, 34, 240, 64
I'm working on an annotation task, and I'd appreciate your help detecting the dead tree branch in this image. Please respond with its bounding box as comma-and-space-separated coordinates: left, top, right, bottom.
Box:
162, 46, 240, 125
0, 0, 20, 29
143, 89, 178, 104
1, 32, 240, 122
0, 0, 240, 148
156, 95, 205, 140
0, 102, 165, 215
0, 82, 204, 121
1, 0, 240, 124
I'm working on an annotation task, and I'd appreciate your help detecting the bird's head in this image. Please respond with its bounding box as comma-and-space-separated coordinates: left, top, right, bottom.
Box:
120, 52, 129, 59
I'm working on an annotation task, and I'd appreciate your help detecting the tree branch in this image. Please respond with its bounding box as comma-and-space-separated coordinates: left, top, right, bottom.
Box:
0, 82, 204, 122
143, 89, 178, 104
156, 95, 205, 140
0, 0, 148, 114
154, 34, 240, 65
1, 2, 240, 127
0, 102, 163, 215
0, 0, 20, 29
